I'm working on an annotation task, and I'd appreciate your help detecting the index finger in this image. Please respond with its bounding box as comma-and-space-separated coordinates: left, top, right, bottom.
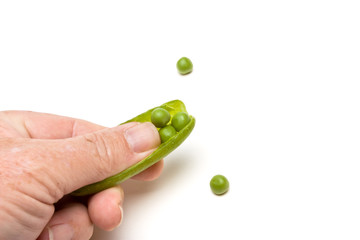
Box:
1, 111, 106, 139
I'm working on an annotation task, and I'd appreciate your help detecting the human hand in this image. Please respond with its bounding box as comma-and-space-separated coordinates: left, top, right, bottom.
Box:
0, 111, 163, 240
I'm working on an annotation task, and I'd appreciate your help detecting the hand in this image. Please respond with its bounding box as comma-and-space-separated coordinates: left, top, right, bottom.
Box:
0, 111, 163, 240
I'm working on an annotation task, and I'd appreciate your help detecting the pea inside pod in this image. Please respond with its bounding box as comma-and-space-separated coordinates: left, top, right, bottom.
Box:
159, 125, 177, 143
151, 107, 171, 128
72, 100, 195, 196
150, 107, 190, 143
172, 112, 190, 132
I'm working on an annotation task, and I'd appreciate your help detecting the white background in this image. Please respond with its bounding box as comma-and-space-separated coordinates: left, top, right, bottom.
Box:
1, 1, 360, 239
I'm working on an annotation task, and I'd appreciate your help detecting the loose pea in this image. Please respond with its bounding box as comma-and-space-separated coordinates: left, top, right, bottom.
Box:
151, 108, 171, 128
210, 175, 229, 195
176, 57, 193, 75
159, 125, 177, 143
172, 112, 190, 131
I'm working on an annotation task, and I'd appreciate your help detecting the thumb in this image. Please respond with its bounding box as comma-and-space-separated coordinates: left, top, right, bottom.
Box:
39, 122, 160, 198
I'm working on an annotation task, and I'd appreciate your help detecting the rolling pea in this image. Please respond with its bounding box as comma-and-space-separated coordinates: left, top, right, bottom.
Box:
210, 175, 229, 195
72, 100, 195, 196
176, 57, 193, 75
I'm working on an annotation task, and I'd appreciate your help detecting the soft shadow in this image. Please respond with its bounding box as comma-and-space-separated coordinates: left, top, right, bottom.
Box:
91, 226, 115, 240
90, 148, 197, 240
122, 150, 195, 197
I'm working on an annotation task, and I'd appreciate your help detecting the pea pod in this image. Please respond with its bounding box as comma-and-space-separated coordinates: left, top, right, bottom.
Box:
72, 100, 195, 196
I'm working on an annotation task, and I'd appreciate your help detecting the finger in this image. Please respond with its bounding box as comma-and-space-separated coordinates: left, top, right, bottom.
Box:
88, 186, 124, 231
1, 110, 105, 139
37, 203, 93, 240
30, 121, 160, 198
131, 159, 164, 181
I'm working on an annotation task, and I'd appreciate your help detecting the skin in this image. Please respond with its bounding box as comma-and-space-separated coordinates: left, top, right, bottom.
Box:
0, 111, 164, 240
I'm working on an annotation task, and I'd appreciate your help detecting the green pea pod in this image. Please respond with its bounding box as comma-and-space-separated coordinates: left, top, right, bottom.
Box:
72, 100, 195, 196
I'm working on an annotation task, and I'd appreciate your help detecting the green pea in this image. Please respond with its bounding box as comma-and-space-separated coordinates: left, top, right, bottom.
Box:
176, 57, 193, 75
151, 107, 171, 128
172, 112, 190, 131
159, 125, 177, 143
210, 175, 229, 195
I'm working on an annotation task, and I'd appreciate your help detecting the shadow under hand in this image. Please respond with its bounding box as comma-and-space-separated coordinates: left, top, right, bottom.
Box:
122, 149, 195, 200
91, 149, 197, 240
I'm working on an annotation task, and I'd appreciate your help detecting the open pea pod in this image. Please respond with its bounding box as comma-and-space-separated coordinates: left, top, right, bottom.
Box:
72, 100, 195, 196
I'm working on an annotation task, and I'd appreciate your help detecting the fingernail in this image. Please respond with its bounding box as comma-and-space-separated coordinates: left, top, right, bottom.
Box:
117, 205, 124, 227
48, 224, 74, 240
108, 205, 124, 231
125, 122, 160, 153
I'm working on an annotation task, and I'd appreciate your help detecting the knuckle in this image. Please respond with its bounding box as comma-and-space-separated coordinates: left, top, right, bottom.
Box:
83, 133, 113, 174
83, 131, 126, 175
